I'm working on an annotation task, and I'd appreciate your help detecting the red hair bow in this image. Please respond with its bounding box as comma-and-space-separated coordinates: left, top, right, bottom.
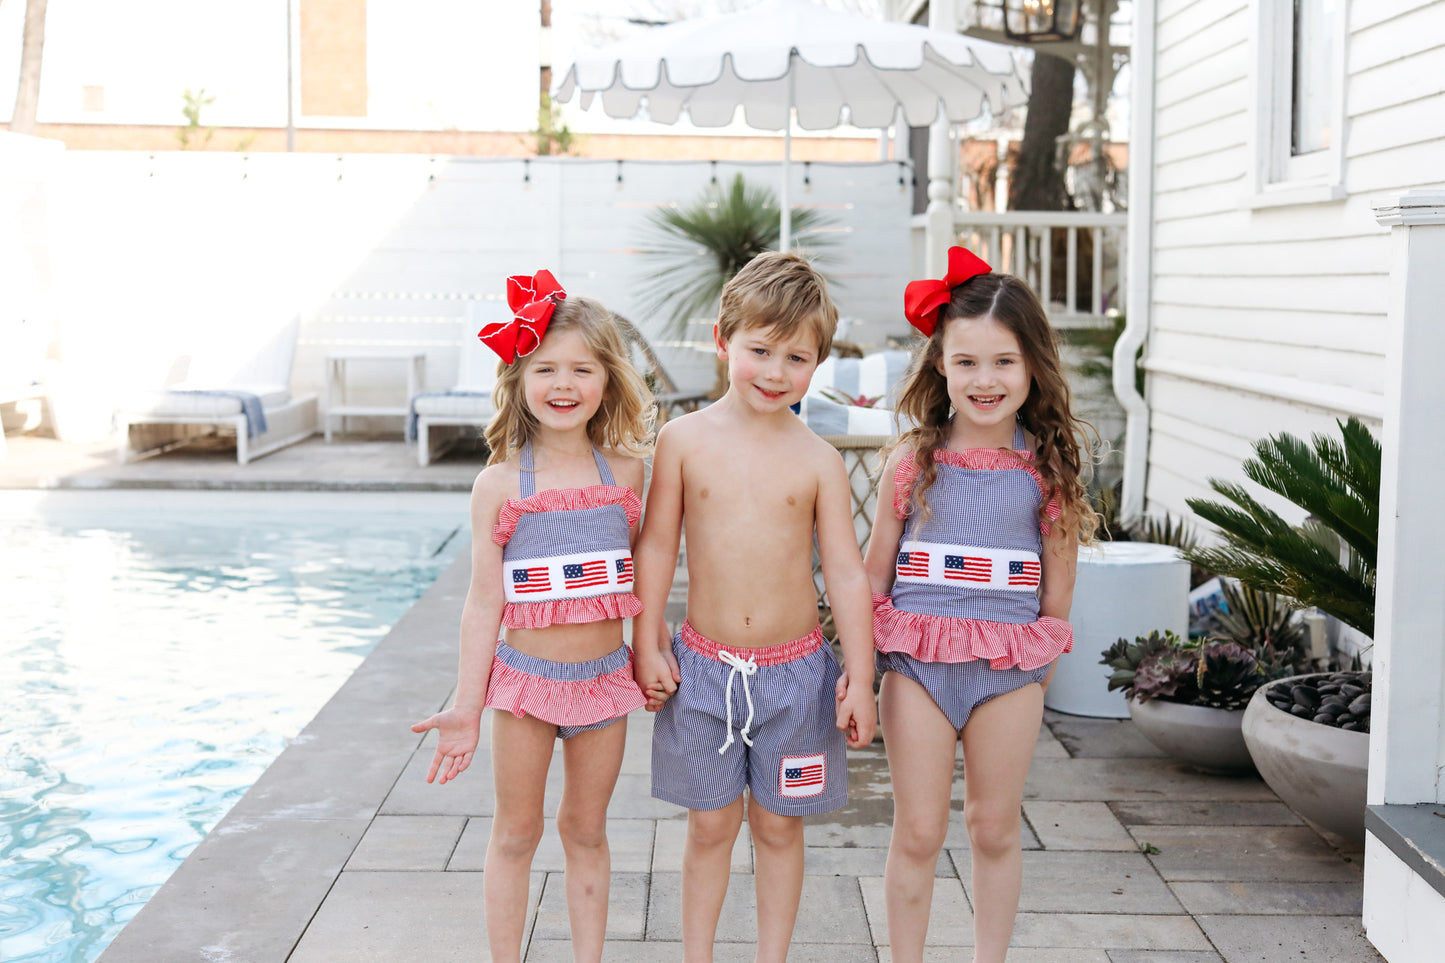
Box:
478, 269, 567, 364
903, 246, 992, 337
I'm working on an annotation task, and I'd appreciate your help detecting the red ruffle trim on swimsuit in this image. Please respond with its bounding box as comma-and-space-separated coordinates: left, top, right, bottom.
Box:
872, 592, 1072, 672
491, 484, 643, 545
892, 448, 1062, 536
484, 652, 647, 726
501, 592, 643, 629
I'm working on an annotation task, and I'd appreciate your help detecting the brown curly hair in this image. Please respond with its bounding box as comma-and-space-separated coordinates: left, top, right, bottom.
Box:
484, 296, 655, 465
889, 273, 1098, 544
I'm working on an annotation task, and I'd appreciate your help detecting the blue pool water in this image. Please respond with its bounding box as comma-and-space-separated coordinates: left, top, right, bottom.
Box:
0, 491, 468, 963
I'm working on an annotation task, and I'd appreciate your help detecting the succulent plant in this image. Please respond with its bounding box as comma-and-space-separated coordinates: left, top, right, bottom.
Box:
1194, 641, 1266, 710
1100, 630, 1178, 694
1102, 632, 1265, 708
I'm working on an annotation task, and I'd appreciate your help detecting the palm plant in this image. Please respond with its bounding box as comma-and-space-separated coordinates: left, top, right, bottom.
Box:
1182, 417, 1379, 638
637, 174, 833, 336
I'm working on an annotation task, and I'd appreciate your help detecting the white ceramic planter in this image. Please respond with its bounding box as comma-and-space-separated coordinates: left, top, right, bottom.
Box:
1045, 542, 1190, 718
1127, 697, 1254, 774
1241, 674, 1370, 844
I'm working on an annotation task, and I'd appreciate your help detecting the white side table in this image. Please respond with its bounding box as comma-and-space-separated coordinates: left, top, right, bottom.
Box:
323, 352, 425, 442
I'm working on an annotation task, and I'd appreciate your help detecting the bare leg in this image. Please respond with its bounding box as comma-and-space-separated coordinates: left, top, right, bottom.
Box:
682, 796, 745, 962
485, 711, 557, 963
557, 719, 628, 963
880, 671, 960, 963
960, 681, 1043, 963
747, 798, 805, 963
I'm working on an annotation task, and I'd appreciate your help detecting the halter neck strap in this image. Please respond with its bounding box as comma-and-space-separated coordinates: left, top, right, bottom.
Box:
519, 440, 614, 496
1012, 422, 1027, 450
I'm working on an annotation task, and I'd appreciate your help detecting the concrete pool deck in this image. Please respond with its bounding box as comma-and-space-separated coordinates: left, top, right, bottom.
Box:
4, 435, 1384, 961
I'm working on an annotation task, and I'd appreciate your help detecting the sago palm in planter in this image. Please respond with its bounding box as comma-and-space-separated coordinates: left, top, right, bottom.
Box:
1182, 417, 1378, 842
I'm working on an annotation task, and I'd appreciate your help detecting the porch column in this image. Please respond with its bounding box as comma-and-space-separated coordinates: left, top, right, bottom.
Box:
924, 0, 957, 277
1363, 189, 1445, 963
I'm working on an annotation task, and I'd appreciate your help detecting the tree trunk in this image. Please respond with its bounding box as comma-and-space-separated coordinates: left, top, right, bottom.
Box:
10, 0, 49, 134
1009, 51, 1075, 212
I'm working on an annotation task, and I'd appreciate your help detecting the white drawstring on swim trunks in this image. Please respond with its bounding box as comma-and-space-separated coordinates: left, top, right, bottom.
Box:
717, 650, 759, 754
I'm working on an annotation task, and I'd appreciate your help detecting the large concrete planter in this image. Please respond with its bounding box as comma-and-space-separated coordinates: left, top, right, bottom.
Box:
1128, 697, 1254, 774
1046, 542, 1190, 718
1242, 674, 1370, 844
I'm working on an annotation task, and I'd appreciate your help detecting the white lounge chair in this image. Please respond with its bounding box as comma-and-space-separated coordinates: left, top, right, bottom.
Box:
411, 302, 503, 467
116, 317, 317, 465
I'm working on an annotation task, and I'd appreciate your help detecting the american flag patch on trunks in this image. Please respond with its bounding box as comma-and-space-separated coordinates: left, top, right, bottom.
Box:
779, 753, 826, 798
615, 556, 633, 585
945, 554, 991, 582
1008, 560, 1041, 586
896, 550, 930, 578
512, 566, 551, 593
564, 559, 610, 589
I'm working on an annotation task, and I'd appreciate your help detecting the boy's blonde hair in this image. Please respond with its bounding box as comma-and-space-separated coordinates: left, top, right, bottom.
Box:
484, 296, 655, 465
717, 251, 838, 359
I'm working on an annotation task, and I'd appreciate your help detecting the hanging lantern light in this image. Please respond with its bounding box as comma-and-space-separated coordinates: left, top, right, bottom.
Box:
1002, 0, 1083, 43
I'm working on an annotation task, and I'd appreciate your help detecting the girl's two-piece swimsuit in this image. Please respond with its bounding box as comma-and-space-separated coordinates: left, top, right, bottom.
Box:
483, 442, 648, 739
874, 423, 1074, 729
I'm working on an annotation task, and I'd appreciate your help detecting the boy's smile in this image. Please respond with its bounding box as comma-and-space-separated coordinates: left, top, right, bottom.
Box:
715, 323, 822, 414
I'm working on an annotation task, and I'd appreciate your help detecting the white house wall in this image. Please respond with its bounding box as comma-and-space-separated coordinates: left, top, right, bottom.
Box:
1141, 0, 1445, 521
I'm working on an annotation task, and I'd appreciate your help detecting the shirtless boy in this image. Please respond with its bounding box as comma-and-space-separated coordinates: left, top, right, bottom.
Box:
633, 251, 877, 962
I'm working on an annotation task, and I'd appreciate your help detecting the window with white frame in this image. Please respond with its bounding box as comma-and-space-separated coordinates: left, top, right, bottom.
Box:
1251, 0, 1346, 204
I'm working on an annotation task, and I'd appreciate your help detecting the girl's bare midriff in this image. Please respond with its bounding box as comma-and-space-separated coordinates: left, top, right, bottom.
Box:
504, 619, 626, 663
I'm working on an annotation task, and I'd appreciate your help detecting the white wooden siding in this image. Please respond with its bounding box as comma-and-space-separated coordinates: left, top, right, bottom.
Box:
1141, 0, 1445, 521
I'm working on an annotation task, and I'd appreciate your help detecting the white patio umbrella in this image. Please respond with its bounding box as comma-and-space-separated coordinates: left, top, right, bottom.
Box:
553, 0, 1026, 251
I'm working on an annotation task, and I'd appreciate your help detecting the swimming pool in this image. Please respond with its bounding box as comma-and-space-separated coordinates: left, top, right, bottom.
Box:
0, 491, 469, 963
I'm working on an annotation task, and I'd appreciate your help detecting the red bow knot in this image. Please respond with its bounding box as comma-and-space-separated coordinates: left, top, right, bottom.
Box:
478, 269, 567, 364
903, 247, 992, 337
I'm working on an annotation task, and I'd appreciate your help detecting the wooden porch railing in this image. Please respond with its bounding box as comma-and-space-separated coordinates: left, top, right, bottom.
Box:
911, 210, 1128, 328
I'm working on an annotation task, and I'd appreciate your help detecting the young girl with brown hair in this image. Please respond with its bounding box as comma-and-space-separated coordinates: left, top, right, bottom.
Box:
864, 247, 1097, 963
412, 270, 653, 962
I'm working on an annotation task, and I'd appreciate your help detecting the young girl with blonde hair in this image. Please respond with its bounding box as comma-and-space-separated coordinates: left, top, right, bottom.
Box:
864, 248, 1097, 963
412, 270, 653, 962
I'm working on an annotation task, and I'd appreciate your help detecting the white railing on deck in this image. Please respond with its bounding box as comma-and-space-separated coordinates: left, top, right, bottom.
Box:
911, 210, 1128, 328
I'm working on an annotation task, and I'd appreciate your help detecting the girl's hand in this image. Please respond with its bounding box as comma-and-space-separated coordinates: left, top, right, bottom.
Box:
634, 645, 681, 712
410, 707, 482, 785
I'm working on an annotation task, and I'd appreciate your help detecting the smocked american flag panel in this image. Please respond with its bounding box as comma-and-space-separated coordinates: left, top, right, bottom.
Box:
893, 540, 1042, 592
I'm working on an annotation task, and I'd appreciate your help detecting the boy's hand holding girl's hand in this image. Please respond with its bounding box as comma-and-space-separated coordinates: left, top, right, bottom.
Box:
835, 670, 878, 749
634, 640, 681, 712
410, 706, 482, 785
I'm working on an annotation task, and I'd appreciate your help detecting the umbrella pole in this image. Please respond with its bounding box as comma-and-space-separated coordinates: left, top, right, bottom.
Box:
780, 66, 793, 254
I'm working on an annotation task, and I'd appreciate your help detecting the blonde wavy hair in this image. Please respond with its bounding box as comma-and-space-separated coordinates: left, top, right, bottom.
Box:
484, 295, 655, 465
719, 251, 838, 358
890, 273, 1099, 545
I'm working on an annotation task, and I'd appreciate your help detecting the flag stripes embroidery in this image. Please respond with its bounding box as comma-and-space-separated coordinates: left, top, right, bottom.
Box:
1008, 559, 1041, 586
944, 554, 991, 582
779, 753, 827, 798
564, 559, 610, 589
512, 566, 552, 593
615, 556, 633, 585
896, 550, 930, 578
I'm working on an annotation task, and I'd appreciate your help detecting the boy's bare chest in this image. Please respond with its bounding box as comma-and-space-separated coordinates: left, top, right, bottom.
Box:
683, 449, 815, 521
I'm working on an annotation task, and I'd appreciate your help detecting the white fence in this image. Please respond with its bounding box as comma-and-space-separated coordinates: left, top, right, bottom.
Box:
912, 209, 1128, 327
15, 148, 915, 440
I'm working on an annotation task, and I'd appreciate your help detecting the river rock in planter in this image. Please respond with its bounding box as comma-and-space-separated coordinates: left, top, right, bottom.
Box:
1243, 673, 1370, 844
1127, 697, 1254, 774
